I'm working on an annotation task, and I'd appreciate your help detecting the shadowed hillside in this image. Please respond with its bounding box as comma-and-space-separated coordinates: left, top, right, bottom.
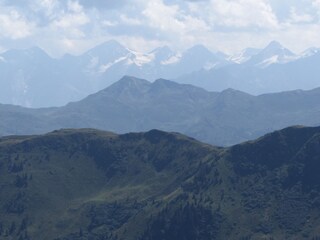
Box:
1, 126, 320, 239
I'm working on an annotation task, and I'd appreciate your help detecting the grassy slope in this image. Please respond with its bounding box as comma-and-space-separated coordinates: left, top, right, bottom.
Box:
0, 127, 320, 239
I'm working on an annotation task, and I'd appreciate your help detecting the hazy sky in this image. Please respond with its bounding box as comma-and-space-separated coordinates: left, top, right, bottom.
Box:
0, 0, 319, 56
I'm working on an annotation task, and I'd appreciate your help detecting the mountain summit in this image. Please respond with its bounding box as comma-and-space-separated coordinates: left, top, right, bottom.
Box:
245, 41, 297, 67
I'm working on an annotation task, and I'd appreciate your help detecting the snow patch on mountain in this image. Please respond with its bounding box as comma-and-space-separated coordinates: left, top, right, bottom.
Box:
126, 49, 155, 67
204, 62, 219, 70
257, 55, 279, 67
161, 54, 182, 65
257, 54, 298, 68
230, 48, 261, 64
99, 56, 128, 73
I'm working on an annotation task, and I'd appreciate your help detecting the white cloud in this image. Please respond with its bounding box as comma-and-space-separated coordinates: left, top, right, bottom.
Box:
208, 0, 279, 29
0, 45, 6, 53
51, 11, 89, 29
31, 0, 60, 19
1, 0, 320, 56
142, 0, 209, 47
47, 1, 90, 38
288, 7, 314, 23
53, 1, 88, 27
313, 0, 320, 9
0, 9, 34, 39
313, 0, 320, 16
120, 15, 142, 26
102, 20, 118, 27
67, 0, 83, 12
143, 1, 184, 32
144, 0, 209, 32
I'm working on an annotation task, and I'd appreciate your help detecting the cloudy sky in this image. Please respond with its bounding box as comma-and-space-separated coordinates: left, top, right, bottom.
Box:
0, 0, 320, 57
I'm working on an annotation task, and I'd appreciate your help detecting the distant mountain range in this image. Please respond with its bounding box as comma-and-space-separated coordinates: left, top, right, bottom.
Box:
176, 41, 320, 94
1, 40, 320, 107
1, 76, 320, 146
1, 126, 320, 239
0, 40, 227, 107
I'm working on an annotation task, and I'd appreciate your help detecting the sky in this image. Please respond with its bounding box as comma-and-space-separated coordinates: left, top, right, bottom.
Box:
0, 0, 320, 57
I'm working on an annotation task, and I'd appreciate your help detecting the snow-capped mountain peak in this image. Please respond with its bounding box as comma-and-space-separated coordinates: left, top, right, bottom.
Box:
301, 47, 320, 58
246, 41, 297, 68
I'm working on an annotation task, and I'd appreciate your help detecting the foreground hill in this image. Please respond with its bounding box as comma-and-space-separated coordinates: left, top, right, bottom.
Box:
1, 76, 320, 146
0, 126, 320, 239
